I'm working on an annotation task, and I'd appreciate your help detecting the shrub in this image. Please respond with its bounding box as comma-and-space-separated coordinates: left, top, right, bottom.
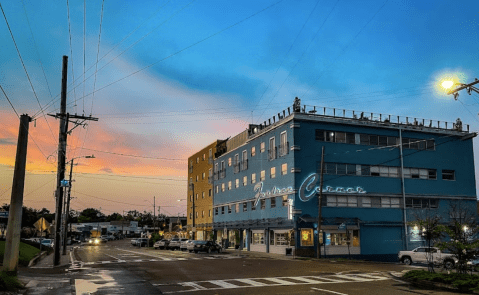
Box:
0, 271, 24, 292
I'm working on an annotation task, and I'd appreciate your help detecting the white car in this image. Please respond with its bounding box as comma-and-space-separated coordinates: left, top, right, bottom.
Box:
180, 239, 191, 251
40, 239, 54, 248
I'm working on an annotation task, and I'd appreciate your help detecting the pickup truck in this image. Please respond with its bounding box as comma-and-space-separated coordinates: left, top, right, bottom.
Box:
398, 247, 457, 268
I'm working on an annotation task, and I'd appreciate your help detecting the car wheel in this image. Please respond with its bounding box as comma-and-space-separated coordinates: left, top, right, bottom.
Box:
207, 247, 212, 254
218, 248, 222, 253
444, 260, 455, 269
402, 257, 412, 265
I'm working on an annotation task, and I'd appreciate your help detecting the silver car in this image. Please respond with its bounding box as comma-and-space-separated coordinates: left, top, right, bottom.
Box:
179, 239, 191, 251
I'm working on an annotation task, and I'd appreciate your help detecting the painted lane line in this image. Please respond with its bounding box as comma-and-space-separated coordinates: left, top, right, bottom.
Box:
181, 282, 207, 290
333, 275, 372, 282
102, 261, 112, 264
284, 276, 325, 284
311, 287, 348, 295
177, 258, 187, 261
262, 278, 297, 285
117, 248, 174, 261
309, 276, 345, 283
133, 259, 143, 262
352, 273, 388, 280
149, 259, 159, 262
203, 257, 216, 259
208, 280, 240, 288
84, 262, 95, 265
235, 279, 268, 286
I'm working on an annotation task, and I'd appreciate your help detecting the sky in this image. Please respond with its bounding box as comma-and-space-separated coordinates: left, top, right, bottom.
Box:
0, 0, 478, 217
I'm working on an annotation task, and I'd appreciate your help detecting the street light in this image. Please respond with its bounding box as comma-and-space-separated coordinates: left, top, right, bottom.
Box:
62, 154, 95, 255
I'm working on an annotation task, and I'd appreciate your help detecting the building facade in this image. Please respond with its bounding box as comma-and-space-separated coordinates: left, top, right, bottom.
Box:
212, 100, 477, 260
187, 141, 222, 240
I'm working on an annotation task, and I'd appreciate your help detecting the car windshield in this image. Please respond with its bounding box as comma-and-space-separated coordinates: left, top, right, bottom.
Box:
194, 241, 207, 245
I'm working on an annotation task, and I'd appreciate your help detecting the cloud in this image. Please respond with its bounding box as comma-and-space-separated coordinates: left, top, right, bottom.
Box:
0, 138, 15, 146
99, 167, 113, 173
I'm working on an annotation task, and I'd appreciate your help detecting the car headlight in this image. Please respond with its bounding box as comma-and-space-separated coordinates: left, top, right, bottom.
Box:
95, 239, 99, 244
89, 239, 93, 243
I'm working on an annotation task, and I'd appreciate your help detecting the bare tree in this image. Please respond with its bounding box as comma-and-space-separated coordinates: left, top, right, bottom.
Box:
436, 201, 479, 274
408, 209, 443, 272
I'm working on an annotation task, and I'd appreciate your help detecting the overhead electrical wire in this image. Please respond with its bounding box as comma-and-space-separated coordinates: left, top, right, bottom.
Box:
79, 147, 186, 161
60, 0, 284, 110
0, 3, 56, 142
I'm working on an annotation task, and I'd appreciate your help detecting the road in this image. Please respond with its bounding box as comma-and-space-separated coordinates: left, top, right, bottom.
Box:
63, 239, 456, 295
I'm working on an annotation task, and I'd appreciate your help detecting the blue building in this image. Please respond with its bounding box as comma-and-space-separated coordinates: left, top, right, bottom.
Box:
212, 99, 477, 260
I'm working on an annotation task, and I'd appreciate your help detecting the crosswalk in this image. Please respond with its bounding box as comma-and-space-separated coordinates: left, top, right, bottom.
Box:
73, 255, 241, 268
155, 272, 390, 293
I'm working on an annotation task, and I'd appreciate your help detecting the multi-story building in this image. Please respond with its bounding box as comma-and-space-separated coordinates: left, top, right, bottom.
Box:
187, 141, 223, 240
212, 98, 477, 260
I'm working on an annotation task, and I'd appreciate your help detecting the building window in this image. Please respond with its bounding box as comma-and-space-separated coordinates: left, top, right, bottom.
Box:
236, 204, 240, 213
270, 167, 276, 178
228, 205, 232, 214
196, 194, 198, 200
202, 211, 204, 217
243, 176, 247, 186
251, 173, 256, 184
260, 170, 265, 181
190, 195, 192, 202
202, 172, 205, 179
196, 157, 199, 163
282, 196, 288, 206
209, 189, 212, 197
281, 163, 287, 175
196, 211, 199, 218
301, 229, 314, 246
235, 179, 239, 188
251, 201, 256, 211
406, 198, 439, 209
271, 197, 276, 208
327, 196, 358, 207
243, 202, 247, 212
221, 207, 224, 215
261, 199, 266, 210
442, 170, 455, 181
253, 233, 264, 245
202, 192, 205, 198
228, 181, 232, 190
209, 210, 211, 217
221, 183, 225, 192
275, 233, 288, 246
209, 149, 212, 157
203, 154, 206, 161
361, 197, 371, 207
251, 146, 256, 157
196, 175, 198, 181
260, 142, 265, 153
228, 158, 232, 166
190, 213, 192, 219
216, 186, 219, 193
215, 207, 218, 215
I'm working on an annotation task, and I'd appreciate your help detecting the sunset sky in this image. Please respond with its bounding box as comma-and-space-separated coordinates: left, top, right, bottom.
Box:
0, 0, 478, 217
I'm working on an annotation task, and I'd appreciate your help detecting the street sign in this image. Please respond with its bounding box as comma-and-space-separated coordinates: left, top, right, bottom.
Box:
338, 223, 346, 230
0, 211, 9, 218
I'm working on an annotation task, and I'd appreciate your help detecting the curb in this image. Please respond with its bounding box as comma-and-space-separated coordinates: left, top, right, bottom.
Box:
27, 251, 47, 267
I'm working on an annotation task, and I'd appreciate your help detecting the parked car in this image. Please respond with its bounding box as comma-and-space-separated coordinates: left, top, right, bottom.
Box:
187, 240, 222, 253
168, 238, 181, 250
131, 239, 138, 246
135, 238, 149, 247
40, 239, 54, 248
180, 239, 192, 251
398, 247, 457, 268
154, 239, 169, 250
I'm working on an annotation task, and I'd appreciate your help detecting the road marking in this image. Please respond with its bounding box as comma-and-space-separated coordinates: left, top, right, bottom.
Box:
159, 273, 388, 294
177, 258, 187, 261
102, 261, 111, 264
235, 279, 267, 286
311, 287, 348, 295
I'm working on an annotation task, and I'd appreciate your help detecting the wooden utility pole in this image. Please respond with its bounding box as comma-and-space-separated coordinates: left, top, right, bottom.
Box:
316, 146, 325, 259
2, 114, 31, 273
53, 55, 69, 266
153, 196, 156, 234
62, 159, 74, 255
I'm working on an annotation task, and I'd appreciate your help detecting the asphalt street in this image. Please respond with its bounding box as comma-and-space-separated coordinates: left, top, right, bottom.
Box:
21, 239, 460, 294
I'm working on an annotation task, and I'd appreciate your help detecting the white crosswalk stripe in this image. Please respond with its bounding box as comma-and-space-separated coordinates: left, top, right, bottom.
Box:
159, 273, 389, 294
78, 255, 241, 266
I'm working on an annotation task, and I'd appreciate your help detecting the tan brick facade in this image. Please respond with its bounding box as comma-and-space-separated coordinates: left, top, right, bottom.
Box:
187, 141, 218, 240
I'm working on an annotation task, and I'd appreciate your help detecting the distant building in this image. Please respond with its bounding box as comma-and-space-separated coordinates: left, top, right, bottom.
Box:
210, 98, 477, 260
187, 141, 223, 240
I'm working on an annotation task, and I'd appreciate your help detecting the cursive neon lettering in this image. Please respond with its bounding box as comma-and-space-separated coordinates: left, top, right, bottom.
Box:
298, 174, 366, 202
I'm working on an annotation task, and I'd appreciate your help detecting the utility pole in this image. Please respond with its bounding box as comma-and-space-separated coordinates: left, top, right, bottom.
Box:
316, 146, 325, 259
153, 196, 156, 234
62, 159, 74, 254
2, 114, 31, 273
53, 55, 69, 266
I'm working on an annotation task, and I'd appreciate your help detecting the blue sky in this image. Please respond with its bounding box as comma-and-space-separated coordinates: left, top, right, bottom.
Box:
0, 0, 478, 215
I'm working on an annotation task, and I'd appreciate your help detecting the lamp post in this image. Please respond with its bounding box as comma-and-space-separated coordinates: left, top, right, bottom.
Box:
443, 78, 479, 100
62, 155, 94, 255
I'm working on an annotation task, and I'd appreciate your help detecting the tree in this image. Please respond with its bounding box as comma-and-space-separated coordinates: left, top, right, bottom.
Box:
106, 213, 123, 222
435, 201, 479, 274
408, 210, 443, 272
78, 208, 103, 223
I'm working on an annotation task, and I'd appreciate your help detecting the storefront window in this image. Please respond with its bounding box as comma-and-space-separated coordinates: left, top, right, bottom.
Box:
253, 233, 264, 244
275, 233, 288, 245
300, 229, 314, 246
270, 230, 274, 245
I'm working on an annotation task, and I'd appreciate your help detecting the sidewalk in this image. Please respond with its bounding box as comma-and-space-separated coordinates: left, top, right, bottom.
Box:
16, 248, 75, 295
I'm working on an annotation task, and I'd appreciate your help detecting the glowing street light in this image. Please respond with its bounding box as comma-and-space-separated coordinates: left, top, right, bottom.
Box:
441, 80, 454, 89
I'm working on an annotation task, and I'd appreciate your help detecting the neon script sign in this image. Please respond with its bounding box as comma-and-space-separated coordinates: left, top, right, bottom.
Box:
299, 173, 366, 202
253, 182, 293, 207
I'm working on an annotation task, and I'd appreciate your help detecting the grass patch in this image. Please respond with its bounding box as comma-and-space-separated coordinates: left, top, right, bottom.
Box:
0, 271, 25, 292
403, 270, 479, 293
0, 240, 41, 266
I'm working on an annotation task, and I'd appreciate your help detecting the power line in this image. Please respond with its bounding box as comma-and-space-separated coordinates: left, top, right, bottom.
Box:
73, 171, 186, 182
0, 3, 56, 142
74, 174, 185, 187
91, 0, 105, 116
83, 0, 86, 114
301, 0, 389, 100
66, 0, 78, 114
0, 84, 19, 118
80, 147, 186, 161
63, 0, 284, 109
